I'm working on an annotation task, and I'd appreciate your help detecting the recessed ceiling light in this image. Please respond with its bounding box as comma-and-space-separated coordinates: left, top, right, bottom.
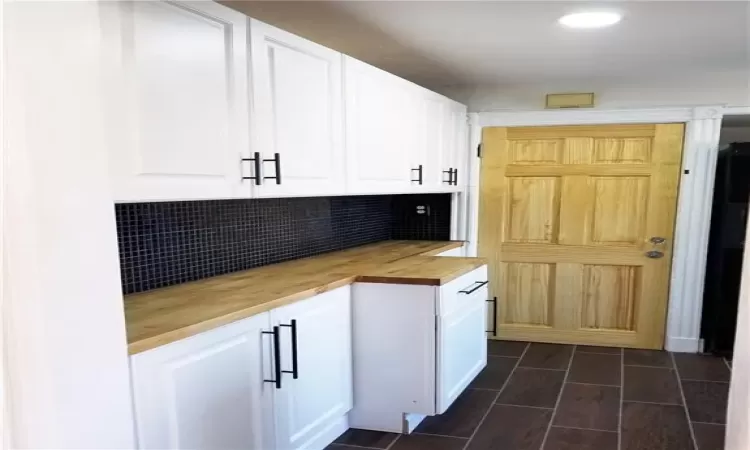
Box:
559, 11, 622, 29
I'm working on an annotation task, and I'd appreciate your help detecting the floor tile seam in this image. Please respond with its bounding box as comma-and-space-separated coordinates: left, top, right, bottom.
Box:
540, 345, 576, 450
460, 342, 530, 450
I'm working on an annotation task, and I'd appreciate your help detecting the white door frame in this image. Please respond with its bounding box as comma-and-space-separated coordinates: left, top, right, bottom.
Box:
465, 105, 729, 352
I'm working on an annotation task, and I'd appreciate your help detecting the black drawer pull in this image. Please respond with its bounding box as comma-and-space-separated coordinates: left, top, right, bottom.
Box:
442, 169, 453, 184
458, 280, 489, 294
262, 153, 282, 185
486, 297, 498, 335
241, 152, 262, 185
280, 319, 299, 379
411, 165, 423, 185
452, 168, 458, 186
262, 326, 282, 389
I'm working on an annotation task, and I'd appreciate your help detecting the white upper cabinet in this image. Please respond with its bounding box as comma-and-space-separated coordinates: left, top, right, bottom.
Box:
344, 57, 415, 194
249, 20, 345, 197
130, 312, 273, 450
103, 1, 251, 202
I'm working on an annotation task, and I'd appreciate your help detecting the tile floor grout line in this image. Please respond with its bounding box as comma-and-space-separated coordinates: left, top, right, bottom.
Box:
516, 366, 567, 372
539, 345, 576, 450
460, 342, 530, 450
410, 431, 469, 440
618, 347, 624, 450
680, 378, 730, 384
551, 424, 618, 433
565, 381, 621, 388
723, 357, 732, 372
671, 352, 700, 450
384, 434, 400, 450
487, 355, 522, 360
494, 403, 555, 410
576, 351, 623, 355
691, 420, 727, 426
328, 444, 382, 450
622, 399, 684, 407
623, 363, 675, 369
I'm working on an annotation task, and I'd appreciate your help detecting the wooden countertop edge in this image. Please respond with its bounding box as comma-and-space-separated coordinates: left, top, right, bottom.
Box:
127, 241, 474, 355
127, 277, 356, 354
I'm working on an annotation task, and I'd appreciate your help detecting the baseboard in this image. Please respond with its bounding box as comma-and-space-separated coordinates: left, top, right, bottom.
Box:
666, 336, 700, 353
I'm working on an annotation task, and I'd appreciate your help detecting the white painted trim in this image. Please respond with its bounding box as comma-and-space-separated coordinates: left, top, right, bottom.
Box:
722, 106, 750, 116
467, 106, 725, 353
665, 337, 702, 354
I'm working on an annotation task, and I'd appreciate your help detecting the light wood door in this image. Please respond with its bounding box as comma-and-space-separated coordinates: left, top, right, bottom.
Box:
130, 312, 274, 450
270, 286, 353, 450
103, 1, 251, 202
479, 124, 685, 349
250, 20, 346, 197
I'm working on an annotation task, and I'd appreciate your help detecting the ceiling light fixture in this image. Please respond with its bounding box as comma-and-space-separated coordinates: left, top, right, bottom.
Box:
559, 11, 621, 29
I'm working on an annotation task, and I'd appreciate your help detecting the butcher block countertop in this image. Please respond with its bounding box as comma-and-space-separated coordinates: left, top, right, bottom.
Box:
125, 240, 486, 354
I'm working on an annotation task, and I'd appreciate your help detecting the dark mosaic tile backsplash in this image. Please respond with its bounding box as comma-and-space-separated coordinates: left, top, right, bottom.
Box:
116, 194, 451, 294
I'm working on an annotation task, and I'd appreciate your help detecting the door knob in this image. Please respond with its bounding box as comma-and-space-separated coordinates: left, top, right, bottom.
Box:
646, 250, 664, 259
650, 237, 666, 245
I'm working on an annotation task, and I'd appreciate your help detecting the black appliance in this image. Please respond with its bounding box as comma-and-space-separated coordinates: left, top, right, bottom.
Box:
701, 142, 750, 357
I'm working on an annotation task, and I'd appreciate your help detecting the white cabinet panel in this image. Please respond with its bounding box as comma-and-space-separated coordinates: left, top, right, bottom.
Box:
344, 57, 414, 194
130, 313, 273, 450
104, 1, 250, 201
436, 275, 488, 413
250, 20, 345, 197
270, 286, 353, 450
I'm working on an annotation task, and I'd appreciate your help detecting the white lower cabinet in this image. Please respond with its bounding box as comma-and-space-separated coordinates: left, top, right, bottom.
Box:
130, 286, 353, 450
349, 266, 488, 432
270, 286, 353, 450
130, 312, 273, 450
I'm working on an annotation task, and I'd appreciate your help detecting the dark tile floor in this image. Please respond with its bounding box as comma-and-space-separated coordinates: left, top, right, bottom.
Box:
327, 341, 732, 450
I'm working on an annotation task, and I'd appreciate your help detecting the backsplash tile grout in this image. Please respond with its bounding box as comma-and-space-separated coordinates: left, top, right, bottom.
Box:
116, 194, 451, 295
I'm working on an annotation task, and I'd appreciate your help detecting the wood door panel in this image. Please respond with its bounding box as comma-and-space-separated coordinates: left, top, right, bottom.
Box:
508, 140, 563, 164
593, 138, 652, 164
581, 265, 639, 331
507, 177, 560, 243
591, 177, 649, 246
480, 123, 685, 349
501, 262, 553, 326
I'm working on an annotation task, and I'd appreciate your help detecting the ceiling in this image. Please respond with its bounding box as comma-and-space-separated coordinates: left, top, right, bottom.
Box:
224, 1, 749, 93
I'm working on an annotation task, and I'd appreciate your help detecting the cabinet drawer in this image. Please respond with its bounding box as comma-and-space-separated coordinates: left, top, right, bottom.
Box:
438, 265, 488, 317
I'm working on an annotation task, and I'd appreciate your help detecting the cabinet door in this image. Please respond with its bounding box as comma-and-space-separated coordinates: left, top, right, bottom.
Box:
344, 57, 412, 194
423, 95, 451, 191
103, 1, 251, 202
130, 313, 274, 450
271, 286, 353, 450
449, 103, 469, 189
250, 20, 345, 197
436, 268, 489, 413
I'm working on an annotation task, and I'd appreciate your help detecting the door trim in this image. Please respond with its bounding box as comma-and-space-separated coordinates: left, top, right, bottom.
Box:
465, 105, 731, 353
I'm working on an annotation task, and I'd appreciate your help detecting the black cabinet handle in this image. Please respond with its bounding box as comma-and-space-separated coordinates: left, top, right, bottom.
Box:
486, 297, 498, 335
241, 152, 262, 185
262, 153, 281, 185
458, 280, 489, 294
452, 168, 458, 186
262, 326, 282, 389
442, 169, 453, 184
411, 165, 423, 185
280, 319, 299, 379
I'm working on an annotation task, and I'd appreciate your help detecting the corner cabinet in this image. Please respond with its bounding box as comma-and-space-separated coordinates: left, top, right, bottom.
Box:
249, 20, 346, 197
130, 286, 353, 450
102, 1, 252, 202
349, 265, 488, 432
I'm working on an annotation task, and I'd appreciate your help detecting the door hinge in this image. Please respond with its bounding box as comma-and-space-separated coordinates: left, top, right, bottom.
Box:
477, 143, 482, 158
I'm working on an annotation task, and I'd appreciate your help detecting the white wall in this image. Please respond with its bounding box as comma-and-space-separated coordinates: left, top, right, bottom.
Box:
4, 2, 135, 448
442, 71, 750, 112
